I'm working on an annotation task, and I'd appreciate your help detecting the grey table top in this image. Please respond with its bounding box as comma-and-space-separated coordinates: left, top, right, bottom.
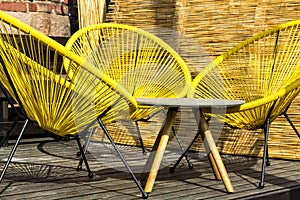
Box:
136, 98, 245, 109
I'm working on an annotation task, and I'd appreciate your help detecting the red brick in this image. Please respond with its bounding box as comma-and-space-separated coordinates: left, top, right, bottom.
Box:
55, 4, 68, 15
36, 3, 53, 13
29, 3, 38, 12
0, 2, 27, 12
55, 5, 61, 15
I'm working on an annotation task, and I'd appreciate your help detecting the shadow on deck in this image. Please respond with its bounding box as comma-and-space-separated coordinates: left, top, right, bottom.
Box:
0, 136, 298, 200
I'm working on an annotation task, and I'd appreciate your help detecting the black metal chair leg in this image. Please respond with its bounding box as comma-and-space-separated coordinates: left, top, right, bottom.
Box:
135, 121, 146, 154
97, 117, 148, 199
171, 126, 193, 170
77, 122, 97, 157
84, 128, 94, 152
266, 143, 271, 166
283, 112, 300, 138
170, 130, 200, 173
0, 119, 29, 182
75, 135, 93, 178
259, 117, 270, 189
77, 128, 95, 169
162, 109, 193, 170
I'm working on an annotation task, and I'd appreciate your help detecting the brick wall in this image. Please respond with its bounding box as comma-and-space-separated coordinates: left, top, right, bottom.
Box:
0, 0, 77, 38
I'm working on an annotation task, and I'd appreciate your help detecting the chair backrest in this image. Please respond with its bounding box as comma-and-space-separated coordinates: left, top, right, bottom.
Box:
0, 10, 137, 136
65, 23, 191, 119
189, 20, 300, 130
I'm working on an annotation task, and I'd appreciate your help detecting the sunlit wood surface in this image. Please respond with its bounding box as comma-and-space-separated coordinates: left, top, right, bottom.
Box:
0, 136, 299, 200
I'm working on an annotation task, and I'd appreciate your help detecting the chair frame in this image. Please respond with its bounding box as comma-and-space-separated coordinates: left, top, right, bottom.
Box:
172, 20, 300, 189
0, 10, 149, 198
65, 23, 193, 170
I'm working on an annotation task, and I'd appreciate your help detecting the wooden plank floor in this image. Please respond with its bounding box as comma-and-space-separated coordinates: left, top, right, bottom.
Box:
0, 137, 299, 200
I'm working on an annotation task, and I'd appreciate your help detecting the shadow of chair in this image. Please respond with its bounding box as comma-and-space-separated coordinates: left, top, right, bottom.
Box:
173, 20, 300, 189
64, 23, 192, 164
0, 11, 149, 198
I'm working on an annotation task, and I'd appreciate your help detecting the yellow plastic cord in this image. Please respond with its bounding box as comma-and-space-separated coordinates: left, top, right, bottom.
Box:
0, 10, 137, 136
190, 20, 300, 130
65, 23, 191, 120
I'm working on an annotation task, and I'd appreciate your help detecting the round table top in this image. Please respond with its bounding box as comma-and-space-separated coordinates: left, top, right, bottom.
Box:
136, 98, 244, 109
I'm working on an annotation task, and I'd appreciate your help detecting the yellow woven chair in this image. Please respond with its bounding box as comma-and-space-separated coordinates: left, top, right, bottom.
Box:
0, 11, 149, 198
64, 23, 192, 156
173, 20, 300, 189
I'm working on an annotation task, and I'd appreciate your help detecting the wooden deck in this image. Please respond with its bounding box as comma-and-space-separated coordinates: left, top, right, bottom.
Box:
0, 135, 299, 200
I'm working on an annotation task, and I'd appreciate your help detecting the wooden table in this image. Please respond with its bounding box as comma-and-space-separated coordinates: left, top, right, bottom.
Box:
136, 98, 244, 194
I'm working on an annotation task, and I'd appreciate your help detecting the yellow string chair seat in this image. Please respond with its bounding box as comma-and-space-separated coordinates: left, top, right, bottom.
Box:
173, 20, 300, 189
0, 11, 149, 198
64, 23, 192, 156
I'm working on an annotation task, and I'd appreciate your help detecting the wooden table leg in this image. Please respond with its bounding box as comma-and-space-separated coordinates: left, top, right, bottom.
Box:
202, 129, 234, 193
194, 108, 234, 193
208, 152, 222, 180
141, 107, 178, 193
192, 108, 221, 181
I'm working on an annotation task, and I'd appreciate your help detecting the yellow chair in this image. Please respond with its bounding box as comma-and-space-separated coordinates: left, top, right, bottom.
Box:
173, 20, 300, 188
64, 23, 192, 156
0, 11, 148, 198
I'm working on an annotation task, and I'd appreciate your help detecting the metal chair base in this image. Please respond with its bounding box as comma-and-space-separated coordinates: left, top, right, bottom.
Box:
97, 117, 148, 199
0, 119, 94, 183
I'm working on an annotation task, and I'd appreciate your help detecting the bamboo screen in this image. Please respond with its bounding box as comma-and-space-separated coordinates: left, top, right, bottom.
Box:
77, 0, 106, 28
86, 0, 300, 160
